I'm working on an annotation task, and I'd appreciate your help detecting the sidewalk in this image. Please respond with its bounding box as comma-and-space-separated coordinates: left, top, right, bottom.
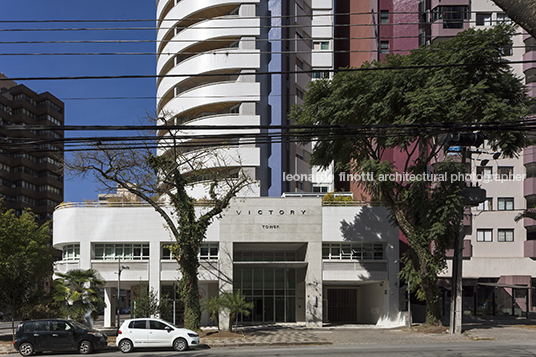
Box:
2, 317, 536, 354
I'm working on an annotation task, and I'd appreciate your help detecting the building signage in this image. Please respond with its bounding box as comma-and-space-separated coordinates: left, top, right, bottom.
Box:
235, 209, 306, 215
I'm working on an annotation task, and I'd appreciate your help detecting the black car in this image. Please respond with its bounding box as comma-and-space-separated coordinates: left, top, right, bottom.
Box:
14, 319, 108, 356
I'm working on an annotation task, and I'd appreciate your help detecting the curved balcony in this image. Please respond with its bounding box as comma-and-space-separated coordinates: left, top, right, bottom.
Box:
157, 16, 260, 75
161, 81, 260, 117
524, 177, 536, 197
157, 49, 260, 105
157, 0, 258, 36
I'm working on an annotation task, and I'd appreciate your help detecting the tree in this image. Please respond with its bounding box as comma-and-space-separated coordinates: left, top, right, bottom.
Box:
0, 207, 55, 340
492, 0, 536, 38
132, 282, 159, 318
201, 295, 222, 330
220, 291, 253, 332
290, 24, 532, 325
52, 269, 106, 326
66, 118, 254, 331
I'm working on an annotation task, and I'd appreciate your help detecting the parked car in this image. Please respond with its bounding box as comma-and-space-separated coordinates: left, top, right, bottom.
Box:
117, 318, 199, 353
120, 306, 131, 314
13, 319, 108, 356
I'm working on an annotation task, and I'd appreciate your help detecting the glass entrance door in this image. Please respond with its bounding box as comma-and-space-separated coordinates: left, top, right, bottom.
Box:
234, 267, 297, 323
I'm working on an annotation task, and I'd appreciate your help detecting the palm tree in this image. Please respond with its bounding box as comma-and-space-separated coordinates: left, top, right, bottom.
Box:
201, 295, 222, 330
52, 269, 106, 326
221, 291, 253, 332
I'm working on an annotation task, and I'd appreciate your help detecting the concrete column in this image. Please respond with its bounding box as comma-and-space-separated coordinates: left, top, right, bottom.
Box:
104, 287, 115, 328
149, 240, 161, 317
218, 241, 233, 331
305, 241, 322, 327
79, 241, 92, 270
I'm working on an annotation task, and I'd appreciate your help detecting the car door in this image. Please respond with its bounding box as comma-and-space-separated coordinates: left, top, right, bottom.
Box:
126, 320, 148, 346
147, 320, 173, 347
49, 320, 76, 351
31, 321, 52, 351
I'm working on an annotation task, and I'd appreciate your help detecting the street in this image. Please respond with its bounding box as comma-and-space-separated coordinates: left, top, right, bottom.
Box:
17, 341, 536, 357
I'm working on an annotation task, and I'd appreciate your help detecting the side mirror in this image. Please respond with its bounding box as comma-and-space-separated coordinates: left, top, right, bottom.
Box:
165, 326, 173, 332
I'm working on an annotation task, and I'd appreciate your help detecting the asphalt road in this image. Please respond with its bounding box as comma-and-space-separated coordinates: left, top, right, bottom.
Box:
18, 341, 536, 357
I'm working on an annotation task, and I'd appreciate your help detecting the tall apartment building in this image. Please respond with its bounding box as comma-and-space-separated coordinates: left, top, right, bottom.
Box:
156, 0, 314, 197
331, 0, 536, 319
0, 74, 64, 224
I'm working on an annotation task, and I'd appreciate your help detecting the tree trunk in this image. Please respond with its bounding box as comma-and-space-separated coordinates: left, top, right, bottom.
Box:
179, 251, 201, 331
492, 0, 536, 38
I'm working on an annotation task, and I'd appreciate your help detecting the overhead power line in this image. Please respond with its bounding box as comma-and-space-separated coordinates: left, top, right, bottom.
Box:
3, 59, 533, 82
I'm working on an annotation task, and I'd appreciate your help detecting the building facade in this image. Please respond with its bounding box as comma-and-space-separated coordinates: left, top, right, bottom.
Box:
53, 197, 403, 329
0, 74, 64, 224
156, 0, 315, 197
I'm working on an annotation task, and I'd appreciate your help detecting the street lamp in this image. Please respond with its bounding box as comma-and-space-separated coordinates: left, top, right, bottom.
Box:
116, 258, 130, 329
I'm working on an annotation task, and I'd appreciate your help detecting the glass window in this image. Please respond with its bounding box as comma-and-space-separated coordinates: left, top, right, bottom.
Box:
380, 10, 389, 24
129, 320, 147, 329
477, 198, 493, 211
476, 166, 492, 180
477, 229, 493, 242
149, 320, 169, 330
476, 13, 492, 26
498, 167, 513, 180
498, 198, 514, 211
34, 321, 49, 331
313, 41, 329, 50
322, 243, 385, 260
498, 229, 514, 242
380, 41, 389, 54
94, 243, 149, 260
62, 244, 80, 261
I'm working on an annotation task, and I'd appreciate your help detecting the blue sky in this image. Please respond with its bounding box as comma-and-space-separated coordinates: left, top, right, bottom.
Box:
0, 1, 157, 202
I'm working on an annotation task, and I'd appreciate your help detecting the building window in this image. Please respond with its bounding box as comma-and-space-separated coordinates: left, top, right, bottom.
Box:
477, 197, 493, 211
476, 13, 492, 26
313, 186, 329, 193
312, 70, 329, 79
432, 5, 468, 29
498, 229, 514, 242
199, 243, 219, 260
322, 243, 384, 260
380, 41, 389, 54
380, 10, 389, 24
497, 13, 512, 24
476, 166, 492, 180
498, 166, 513, 180
94, 243, 149, 260
497, 197, 514, 211
296, 88, 304, 100
161, 243, 218, 260
476, 229, 493, 242
313, 41, 329, 50
296, 58, 304, 70
62, 244, 80, 261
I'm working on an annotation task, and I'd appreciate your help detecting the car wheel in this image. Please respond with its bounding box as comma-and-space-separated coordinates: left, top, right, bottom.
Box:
78, 340, 93, 355
119, 339, 134, 353
173, 337, 188, 352
18, 342, 34, 356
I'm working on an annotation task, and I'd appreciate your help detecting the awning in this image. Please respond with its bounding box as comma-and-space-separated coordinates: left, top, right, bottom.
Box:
478, 282, 531, 289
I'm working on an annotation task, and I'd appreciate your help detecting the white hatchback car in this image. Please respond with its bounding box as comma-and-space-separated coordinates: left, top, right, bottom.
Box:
116, 318, 199, 353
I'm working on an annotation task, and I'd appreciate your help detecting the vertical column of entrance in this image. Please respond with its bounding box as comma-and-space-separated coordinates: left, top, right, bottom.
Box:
218, 241, 234, 330
305, 241, 322, 327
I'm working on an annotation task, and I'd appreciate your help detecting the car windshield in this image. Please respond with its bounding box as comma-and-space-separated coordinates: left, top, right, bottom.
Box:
69, 321, 91, 330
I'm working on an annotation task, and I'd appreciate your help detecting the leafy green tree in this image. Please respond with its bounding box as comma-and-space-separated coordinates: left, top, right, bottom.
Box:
132, 282, 159, 318
52, 269, 106, 325
221, 291, 253, 332
0, 207, 55, 340
66, 119, 254, 331
291, 24, 532, 325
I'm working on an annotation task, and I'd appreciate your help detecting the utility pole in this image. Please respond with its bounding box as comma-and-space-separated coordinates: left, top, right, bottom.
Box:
116, 258, 130, 330
442, 134, 486, 334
